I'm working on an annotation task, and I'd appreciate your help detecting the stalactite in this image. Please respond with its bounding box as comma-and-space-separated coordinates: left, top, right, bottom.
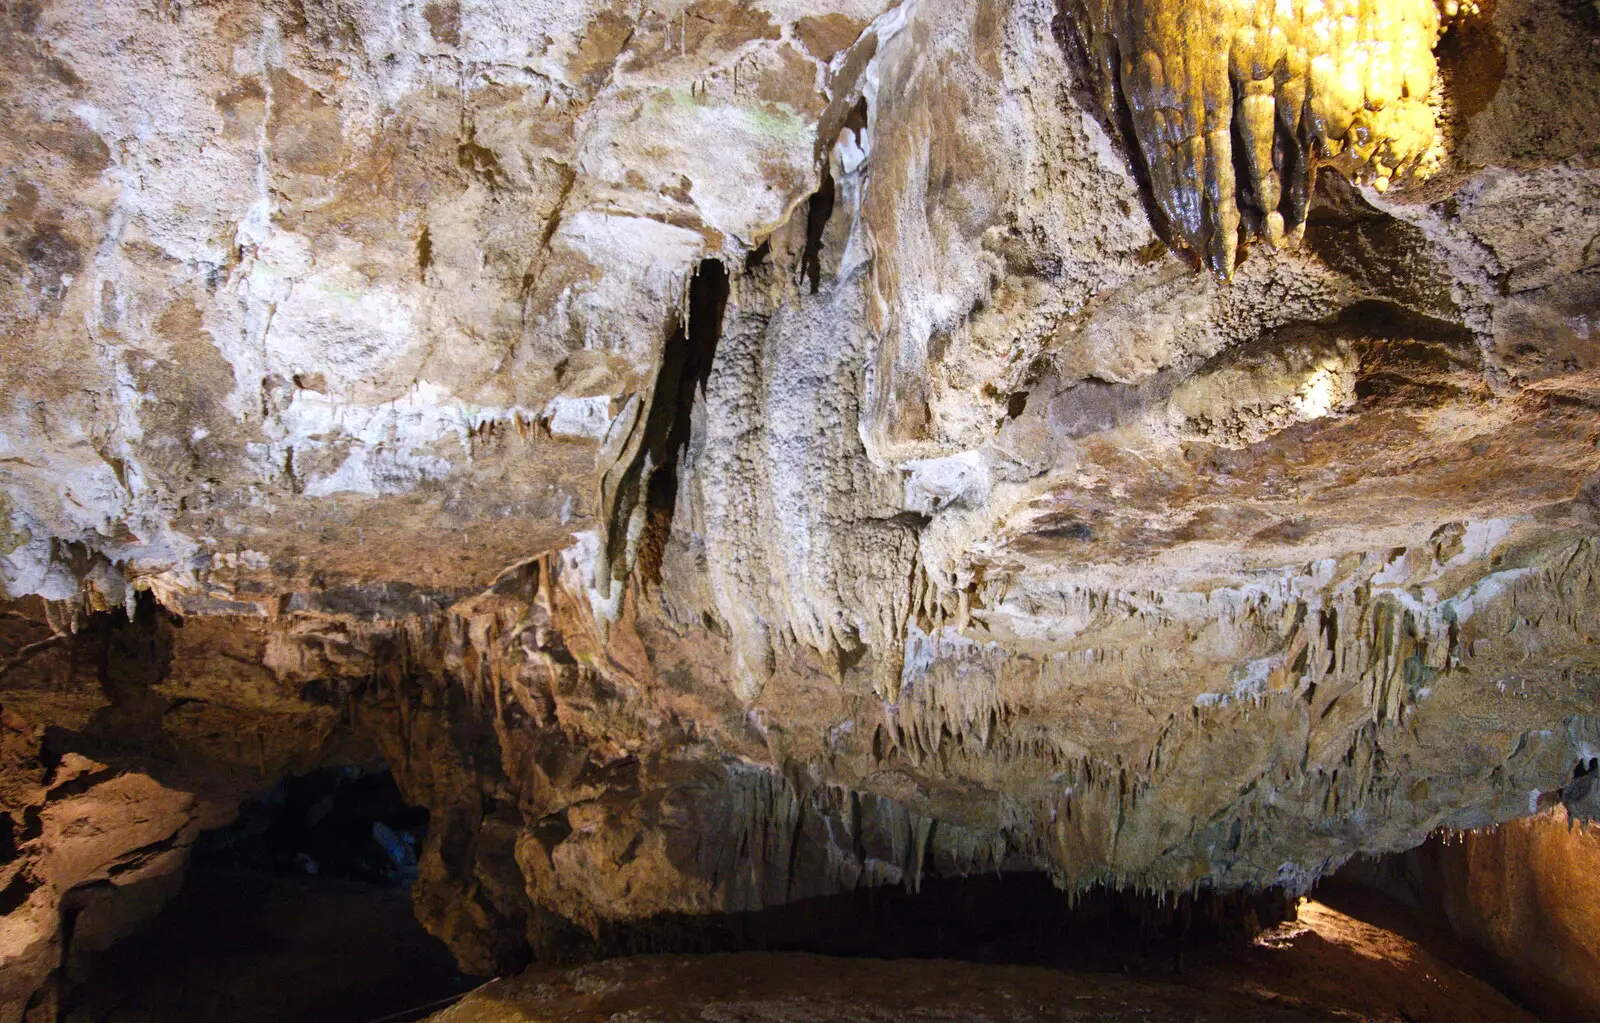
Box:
1064, 0, 1457, 276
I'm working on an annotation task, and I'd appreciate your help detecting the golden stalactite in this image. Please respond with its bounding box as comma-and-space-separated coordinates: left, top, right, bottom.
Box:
1067, 0, 1470, 277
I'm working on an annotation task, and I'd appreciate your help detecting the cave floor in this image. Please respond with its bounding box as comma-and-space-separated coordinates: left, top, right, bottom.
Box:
428, 899, 1537, 1023
1183, 899, 1541, 1022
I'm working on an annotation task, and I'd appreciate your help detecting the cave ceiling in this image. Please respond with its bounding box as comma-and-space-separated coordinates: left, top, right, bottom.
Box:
2, 0, 1600, 990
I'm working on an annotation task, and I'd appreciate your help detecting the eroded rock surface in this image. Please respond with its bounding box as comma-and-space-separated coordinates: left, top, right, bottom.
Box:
3, 0, 1600, 1013
0, 720, 189, 1022
0, 599, 372, 1018
1350, 807, 1600, 1021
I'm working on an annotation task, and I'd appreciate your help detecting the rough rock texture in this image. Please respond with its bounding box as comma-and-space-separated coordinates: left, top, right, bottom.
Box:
427, 903, 1541, 1023
0, 601, 361, 1019
1352, 808, 1600, 1022
0, 717, 205, 1023
3, 0, 1600, 1013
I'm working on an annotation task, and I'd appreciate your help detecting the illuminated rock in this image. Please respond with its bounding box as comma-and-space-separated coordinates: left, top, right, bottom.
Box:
1067, 0, 1459, 275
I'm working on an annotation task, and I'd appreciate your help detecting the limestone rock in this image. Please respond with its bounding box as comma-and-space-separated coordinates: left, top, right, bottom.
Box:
1352, 808, 1600, 1021
2, 0, 1599, 1010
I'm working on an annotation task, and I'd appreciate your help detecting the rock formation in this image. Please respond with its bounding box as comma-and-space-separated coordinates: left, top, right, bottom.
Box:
1065, 0, 1458, 274
2, 0, 1599, 1014
1349, 807, 1600, 1021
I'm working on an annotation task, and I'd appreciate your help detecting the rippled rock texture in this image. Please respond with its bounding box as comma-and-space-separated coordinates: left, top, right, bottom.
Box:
2, 0, 1600, 1015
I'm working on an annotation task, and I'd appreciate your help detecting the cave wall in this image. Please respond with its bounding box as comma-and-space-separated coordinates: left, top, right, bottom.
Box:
0, 710, 207, 1023
1437, 813, 1600, 1022
0, 600, 362, 1020
1353, 809, 1600, 1022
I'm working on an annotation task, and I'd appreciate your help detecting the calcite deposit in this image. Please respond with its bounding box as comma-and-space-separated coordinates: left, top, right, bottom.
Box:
2, 0, 1599, 1015
1066, 0, 1457, 274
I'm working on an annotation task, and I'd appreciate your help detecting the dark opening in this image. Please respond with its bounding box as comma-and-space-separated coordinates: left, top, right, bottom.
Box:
630, 257, 729, 588
799, 170, 835, 294
64, 765, 483, 1023
195, 764, 426, 884
564, 875, 1296, 974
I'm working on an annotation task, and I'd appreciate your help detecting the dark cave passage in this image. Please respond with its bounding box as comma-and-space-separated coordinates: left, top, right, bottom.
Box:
567, 875, 1296, 972
66, 862, 1301, 1021
33, 745, 1589, 1023
62, 766, 483, 1023
56, 818, 1577, 1023
192, 764, 429, 886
